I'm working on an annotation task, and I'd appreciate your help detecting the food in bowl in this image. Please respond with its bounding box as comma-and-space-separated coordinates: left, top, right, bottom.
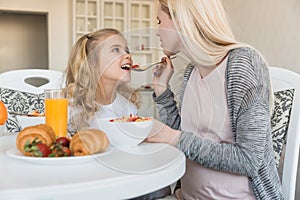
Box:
28, 110, 45, 117
109, 114, 152, 122
14, 110, 45, 128
92, 115, 153, 147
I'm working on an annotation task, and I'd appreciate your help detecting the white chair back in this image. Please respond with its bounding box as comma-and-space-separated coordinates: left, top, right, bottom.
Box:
269, 66, 300, 200
0, 69, 65, 93
0, 69, 65, 132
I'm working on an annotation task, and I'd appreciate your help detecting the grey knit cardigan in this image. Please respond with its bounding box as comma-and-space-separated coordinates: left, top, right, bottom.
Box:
153, 47, 284, 200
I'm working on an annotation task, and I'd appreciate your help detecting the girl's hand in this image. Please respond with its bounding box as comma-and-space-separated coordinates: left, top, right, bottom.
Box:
152, 57, 174, 96
145, 119, 181, 146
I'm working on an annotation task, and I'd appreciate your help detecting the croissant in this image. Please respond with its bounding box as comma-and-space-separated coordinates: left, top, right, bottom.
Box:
16, 124, 56, 156
70, 129, 109, 156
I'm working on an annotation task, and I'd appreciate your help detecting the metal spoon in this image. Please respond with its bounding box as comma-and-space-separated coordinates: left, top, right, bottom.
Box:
131, 56, 176, 72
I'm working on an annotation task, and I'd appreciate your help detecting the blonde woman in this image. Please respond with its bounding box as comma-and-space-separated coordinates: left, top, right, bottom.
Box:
146, 0, 283, 199
65, 28, 141, 133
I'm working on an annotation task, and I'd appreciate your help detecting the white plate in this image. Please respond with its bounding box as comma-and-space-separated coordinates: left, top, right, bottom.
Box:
6, 147, 112, 165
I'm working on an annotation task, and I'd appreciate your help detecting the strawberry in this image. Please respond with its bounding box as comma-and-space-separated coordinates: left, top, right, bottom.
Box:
63, 147, 71, 156
131, 64, 140, 69
31, 143, 51, 157
128, 117, 138, 122
23, 138, 51, 157
56, 137, 70, 148
49, 142, 71, 157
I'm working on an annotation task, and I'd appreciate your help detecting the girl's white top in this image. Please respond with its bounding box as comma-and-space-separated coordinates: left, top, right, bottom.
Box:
68, 93, 137, 133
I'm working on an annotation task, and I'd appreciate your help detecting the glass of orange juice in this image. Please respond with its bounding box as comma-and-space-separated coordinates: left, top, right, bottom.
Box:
45, 89, 68, 138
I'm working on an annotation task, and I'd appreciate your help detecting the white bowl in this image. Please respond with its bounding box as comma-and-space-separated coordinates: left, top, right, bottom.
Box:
92, 118, 153, 147
16, 116, 45, 129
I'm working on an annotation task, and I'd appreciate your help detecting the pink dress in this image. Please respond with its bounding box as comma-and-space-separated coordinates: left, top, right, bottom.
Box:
180, 56, 255, 200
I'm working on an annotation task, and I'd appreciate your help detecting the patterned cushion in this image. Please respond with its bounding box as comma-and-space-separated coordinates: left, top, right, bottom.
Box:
271, 89, 294, 168
0, 88, 45, 132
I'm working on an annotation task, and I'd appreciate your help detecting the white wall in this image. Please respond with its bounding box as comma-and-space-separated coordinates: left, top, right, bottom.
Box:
222, 0, 300, 74
0, 0, 72, 72
1, 0, 299, 74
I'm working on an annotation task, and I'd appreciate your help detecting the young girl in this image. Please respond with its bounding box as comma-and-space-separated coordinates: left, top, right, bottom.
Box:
65, 28, 141, 133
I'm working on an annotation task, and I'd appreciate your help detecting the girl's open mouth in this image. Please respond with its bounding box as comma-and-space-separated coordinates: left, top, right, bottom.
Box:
121, 64, 131, 70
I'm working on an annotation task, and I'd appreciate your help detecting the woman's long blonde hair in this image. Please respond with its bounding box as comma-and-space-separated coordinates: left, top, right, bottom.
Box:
65, 28, 141, 131
159, 0, 249, 66
159, 0, 274, 112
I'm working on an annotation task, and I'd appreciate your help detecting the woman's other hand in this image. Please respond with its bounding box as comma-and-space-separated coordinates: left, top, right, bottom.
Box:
152, 56, 174, 96
145, 119, 181, 146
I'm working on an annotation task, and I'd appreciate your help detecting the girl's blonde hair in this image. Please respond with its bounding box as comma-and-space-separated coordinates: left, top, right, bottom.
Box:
65, 28, 141, 131
159, 0, 249, 66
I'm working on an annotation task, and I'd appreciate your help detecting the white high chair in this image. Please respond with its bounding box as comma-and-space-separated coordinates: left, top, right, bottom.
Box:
0, 69, 65, 132
269, 66, 300, 200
